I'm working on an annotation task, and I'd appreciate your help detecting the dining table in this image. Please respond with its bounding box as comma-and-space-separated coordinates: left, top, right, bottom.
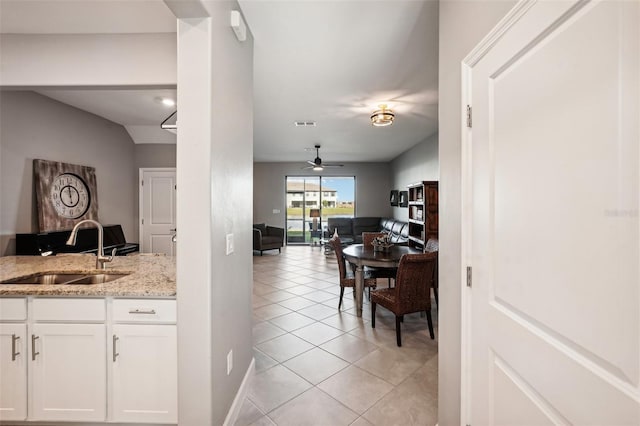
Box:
342, 244, 422, 317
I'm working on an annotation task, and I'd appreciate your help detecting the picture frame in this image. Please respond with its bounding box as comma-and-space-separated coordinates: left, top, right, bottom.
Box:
389, 190, 399, 206
33, 159, 99, 232
399, 191, 408, 207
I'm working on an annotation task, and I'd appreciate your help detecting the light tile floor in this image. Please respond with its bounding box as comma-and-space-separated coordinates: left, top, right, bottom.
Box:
236, 246, 438, 426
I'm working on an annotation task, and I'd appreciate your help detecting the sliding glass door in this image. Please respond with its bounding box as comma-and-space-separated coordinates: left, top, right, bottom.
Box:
285, 176, 355, 245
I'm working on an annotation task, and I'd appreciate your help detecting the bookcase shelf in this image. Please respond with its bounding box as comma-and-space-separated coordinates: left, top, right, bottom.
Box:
407, 181, 438, 251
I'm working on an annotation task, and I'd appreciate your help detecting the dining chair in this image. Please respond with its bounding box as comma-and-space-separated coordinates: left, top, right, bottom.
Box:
328, 236, 377, 310
371, 252, 437, 346
361, 232, 396, 287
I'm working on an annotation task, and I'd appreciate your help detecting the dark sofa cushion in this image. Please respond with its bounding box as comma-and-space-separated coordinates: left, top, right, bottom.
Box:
327, 218, 353, 237
353, 217, 382, 236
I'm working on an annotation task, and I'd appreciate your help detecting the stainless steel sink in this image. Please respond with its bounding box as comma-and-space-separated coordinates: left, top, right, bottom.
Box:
1, 272, 129, 285
64, 273, 129, 284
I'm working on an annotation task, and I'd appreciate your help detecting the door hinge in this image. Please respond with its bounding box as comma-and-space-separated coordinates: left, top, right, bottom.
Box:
174, 184, 177, 190
141, 218, 144, 225
141, 180, 144, 186
466, 105, 472, 128
466, 266, 472, 287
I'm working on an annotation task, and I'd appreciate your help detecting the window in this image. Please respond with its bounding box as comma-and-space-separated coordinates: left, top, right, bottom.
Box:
285, 176, 355, 244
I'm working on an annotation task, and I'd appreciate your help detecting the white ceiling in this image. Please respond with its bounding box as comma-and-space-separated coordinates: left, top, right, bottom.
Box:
0, 0, 439, 163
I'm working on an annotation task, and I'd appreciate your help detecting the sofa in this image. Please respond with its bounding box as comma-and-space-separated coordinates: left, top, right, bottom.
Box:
325, 217, 409, 245
253, 223, 284, 255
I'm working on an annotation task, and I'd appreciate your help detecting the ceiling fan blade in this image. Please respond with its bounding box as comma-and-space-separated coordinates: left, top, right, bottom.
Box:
322, 163, 344, 167
306, 160, 317, 166
301, 165, 315, 170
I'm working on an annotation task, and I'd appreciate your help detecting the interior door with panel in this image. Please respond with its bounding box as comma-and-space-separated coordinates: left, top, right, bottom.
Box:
463, 1, 639, 424
0, 323, 27, 421
140, 169, 177, 255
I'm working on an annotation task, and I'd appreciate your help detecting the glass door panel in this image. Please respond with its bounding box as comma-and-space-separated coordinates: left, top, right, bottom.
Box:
286, 177, 320, 244
285, 176, 355, 245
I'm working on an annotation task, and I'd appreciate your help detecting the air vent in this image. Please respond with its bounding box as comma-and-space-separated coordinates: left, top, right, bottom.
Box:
294, 121, 317, 127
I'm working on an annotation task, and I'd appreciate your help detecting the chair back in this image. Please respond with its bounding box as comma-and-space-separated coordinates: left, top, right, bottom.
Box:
393, 252, 438, 314
328, 237, 348, 280
362, 232, 385, 248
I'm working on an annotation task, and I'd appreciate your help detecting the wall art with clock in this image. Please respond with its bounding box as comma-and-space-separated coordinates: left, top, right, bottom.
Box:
33, 159, 99, 232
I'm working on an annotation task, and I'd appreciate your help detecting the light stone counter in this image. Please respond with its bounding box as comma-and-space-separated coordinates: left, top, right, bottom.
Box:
0, 253, 176, 297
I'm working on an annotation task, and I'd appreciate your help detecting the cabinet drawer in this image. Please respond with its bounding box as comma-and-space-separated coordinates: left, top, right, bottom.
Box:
33, 298, 105, 322
0, 298, 27, 321
113, 299, 176, 323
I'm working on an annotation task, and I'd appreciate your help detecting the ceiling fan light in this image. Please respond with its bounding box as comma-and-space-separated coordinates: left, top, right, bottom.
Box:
313, 165, 323, 171
371, 105, 394, 127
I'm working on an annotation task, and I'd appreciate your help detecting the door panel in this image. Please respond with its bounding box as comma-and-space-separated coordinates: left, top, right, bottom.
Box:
141, 169, 176, 255
111, 324, 177, 423
465, 1, 639, 424
30, 323, 106, 422
0, 324, 27, 421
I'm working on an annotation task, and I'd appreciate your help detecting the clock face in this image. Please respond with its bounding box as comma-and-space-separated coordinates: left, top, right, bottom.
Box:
49, 173, 91, 219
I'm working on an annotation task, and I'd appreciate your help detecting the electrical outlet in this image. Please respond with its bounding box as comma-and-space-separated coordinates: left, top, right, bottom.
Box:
226, 233, 234, 255
227, 350, 233, 375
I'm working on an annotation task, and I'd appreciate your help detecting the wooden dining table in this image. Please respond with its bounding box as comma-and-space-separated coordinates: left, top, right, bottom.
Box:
342, 244, 422, 317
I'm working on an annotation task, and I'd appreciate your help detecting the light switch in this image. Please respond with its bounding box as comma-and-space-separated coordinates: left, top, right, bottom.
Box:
226, 234, 234, 255
272, 209, 280, 214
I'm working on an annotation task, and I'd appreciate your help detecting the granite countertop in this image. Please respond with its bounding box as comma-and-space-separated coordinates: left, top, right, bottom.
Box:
0, 254, 176, 297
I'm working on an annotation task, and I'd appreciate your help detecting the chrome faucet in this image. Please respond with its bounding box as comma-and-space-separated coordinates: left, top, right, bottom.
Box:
66, 219, 115, 270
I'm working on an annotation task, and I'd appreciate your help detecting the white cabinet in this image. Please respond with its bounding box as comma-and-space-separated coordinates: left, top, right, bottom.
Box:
0, 323, 27, 421
111, 324, 177, 423
0, 296, 176, 424
30, 323, 106, 422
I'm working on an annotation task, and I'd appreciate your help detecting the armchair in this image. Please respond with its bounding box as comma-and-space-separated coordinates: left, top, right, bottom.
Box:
253, 223, 284, 255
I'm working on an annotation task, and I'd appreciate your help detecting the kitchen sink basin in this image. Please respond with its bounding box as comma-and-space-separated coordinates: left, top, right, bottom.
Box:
1, 272, 129, 285
64, 273, 129, 284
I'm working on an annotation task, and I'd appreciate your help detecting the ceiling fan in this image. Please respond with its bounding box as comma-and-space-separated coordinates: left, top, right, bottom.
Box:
302, 144, 344, 171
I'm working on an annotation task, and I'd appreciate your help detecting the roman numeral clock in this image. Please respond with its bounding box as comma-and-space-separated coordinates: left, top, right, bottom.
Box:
34, 159, 99, 232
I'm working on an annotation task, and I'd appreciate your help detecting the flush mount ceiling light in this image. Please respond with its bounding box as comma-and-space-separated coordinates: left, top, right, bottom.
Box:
370, 104, 394, 127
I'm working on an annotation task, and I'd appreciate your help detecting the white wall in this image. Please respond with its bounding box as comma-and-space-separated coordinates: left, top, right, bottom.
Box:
438, 1, 516, 424
0, 33, 176, 87
174, 2, 254, 424
389, 133, 439, 221
0, 91, 137, 255
253, 162, 393, 227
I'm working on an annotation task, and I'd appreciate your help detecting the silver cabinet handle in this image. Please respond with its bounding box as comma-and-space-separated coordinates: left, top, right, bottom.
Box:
113, 335, 119, 362
129, 309, 156, 315
11, 334, 20, 361
31, 335, 39, 361
169, 228, 177, 232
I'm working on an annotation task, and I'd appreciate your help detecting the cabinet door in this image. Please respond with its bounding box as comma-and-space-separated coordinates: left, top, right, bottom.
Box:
30, 323, 106, 422
0, 324, 27, 421
111, 324, 177, 423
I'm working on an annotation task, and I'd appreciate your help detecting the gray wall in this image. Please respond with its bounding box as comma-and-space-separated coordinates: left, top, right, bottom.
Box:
253, 162, 393, 228
134, 143, 176, 169
438, 2, 516, 424
389, 133, 439, 221
0, 91, 136, 255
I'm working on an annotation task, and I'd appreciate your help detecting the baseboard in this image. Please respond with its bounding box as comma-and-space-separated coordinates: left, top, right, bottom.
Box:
223, 356, 255, 426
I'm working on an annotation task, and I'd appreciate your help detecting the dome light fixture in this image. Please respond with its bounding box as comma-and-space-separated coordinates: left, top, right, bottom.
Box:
371, 104, 394, 127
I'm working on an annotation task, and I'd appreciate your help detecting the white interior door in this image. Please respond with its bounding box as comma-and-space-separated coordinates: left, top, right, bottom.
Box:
463, 1, 639, 424
140, 169, 176, 255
